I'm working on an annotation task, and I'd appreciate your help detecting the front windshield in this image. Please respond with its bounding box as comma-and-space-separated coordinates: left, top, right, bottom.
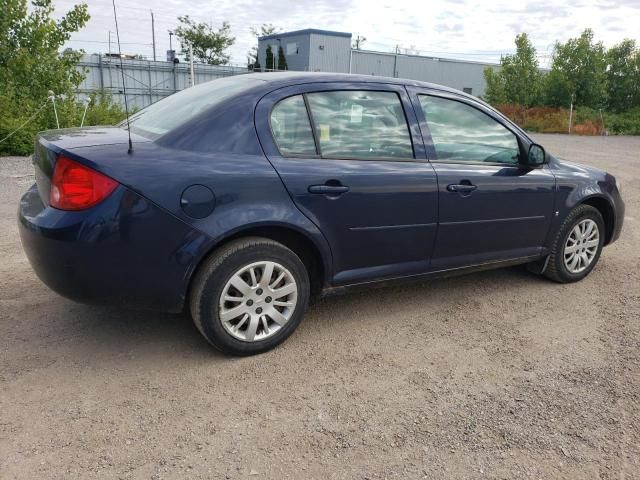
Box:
124, 75, 264, 139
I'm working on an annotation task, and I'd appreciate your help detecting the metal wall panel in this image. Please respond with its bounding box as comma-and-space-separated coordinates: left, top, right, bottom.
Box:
396, 55, 490, 96
75, 54, 248, 109
349, 50, 497, 96
308, 34, 352, 73
350, 50, 396, 77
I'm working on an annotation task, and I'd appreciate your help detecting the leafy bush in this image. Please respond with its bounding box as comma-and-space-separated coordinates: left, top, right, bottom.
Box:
604, 108, 640, 135
81, 92, 133, 126
0, 93, 46, 156
0, 92, 131, 156
0, 110, 36, 156
53, 92, 133, 129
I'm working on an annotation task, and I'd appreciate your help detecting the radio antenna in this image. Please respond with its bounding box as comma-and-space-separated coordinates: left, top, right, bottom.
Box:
112, 0, 133, 154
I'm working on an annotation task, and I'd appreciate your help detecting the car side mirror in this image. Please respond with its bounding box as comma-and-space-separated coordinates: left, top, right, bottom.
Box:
525, 143, 546, 167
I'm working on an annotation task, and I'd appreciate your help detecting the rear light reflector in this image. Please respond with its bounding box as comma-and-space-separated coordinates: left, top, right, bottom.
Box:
50, 155, 118, 210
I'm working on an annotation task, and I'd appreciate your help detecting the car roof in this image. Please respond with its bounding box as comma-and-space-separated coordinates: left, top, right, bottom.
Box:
240, 72, 532, 143
245, 71, 475, 99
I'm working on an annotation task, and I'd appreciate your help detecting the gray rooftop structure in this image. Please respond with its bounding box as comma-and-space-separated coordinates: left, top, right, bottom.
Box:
257, 28, 500, 96
258, 29, 352, 73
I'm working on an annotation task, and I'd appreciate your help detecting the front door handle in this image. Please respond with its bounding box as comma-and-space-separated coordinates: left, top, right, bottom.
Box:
447, 183, 477, 193
308, 184, 350, 195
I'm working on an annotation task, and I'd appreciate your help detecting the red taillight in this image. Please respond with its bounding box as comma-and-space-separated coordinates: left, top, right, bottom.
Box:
50, 155, 118, 210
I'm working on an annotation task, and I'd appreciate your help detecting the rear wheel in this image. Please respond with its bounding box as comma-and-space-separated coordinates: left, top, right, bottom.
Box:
190, 237, 310, 355
543, 204, 605, 283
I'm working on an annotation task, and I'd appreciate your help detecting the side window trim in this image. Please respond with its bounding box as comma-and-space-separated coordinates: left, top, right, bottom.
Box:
302, 93, 322, 156
416, 92, 524, 166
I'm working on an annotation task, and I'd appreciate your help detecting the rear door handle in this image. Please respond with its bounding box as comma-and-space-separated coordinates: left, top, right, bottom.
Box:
308, 185, 350, 195
447, 183, 477, 193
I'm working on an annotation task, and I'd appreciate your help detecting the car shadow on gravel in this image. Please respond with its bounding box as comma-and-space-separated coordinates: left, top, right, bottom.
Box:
48, 267, 536, 350
46, 303, 223, 359
38, 265, 544, 362
307, 264, 548, 323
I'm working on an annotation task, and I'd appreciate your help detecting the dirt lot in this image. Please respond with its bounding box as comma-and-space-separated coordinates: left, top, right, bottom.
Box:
0, 134, 639, 479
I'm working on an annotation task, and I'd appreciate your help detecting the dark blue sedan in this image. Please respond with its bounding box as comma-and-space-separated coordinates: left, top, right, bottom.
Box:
18, 73, 625, 355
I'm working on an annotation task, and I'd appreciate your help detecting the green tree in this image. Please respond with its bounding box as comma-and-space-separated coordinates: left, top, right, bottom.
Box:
605, 39, 640, 112
482, 33, 541, 107
502, 33, 542, 107
174, 16, 235, 65
0, 0, 89, 104
0, 0, 90, 155
277, 45, 288, 70
265, 44, 274, 71
483, 67, 506, 104
248, 23, 279, 67
545, 29, 607, 108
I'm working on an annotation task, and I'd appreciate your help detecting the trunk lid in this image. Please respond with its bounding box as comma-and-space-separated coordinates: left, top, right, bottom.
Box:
32, 126, 150, 206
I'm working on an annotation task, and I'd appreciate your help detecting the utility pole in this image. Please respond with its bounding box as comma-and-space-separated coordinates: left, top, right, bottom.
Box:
393, 44, 400, 78
151, 10, 156, 61
108, 30, 112, 56
190, 44, 195, 87
353, 33, 366, 50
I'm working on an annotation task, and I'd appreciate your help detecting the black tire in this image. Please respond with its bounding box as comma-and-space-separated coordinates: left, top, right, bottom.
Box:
543, 204, 605, 283
189, 237, 310, 356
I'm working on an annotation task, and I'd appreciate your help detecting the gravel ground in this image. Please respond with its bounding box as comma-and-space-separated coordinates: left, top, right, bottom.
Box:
0, 134, 639, 479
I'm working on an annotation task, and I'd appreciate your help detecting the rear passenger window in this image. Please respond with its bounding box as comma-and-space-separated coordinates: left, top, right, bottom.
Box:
418, 95, 520, 164
270, 95, 317, 156
306, 91, 414, 160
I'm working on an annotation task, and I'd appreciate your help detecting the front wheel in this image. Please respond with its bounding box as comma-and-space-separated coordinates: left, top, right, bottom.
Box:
189, 237, 310, 355
543, 204, 605, 283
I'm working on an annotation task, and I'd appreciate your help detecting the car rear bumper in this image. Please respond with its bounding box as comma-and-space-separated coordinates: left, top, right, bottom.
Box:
18, 184, 211, 312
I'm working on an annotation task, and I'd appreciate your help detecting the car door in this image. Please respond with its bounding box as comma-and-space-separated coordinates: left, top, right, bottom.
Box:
408, 88, 556, 270
255, 82, 438, 286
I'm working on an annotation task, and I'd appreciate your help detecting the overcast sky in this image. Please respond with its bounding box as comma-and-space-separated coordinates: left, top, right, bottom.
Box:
55, 0, 640, 66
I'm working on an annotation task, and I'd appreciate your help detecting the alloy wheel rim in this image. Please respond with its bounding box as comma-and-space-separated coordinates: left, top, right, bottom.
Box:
563, 219, 599, 274
219, 261, 298, 342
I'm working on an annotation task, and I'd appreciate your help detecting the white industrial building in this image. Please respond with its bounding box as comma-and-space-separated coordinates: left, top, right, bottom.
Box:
258, 29, 498, 97
74, 29, 500, 109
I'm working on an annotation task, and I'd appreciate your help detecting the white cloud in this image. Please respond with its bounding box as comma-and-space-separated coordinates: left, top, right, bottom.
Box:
57, 0, 640, 66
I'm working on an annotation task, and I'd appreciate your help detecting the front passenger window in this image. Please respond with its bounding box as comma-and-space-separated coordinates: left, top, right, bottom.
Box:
418, 95, 520, 164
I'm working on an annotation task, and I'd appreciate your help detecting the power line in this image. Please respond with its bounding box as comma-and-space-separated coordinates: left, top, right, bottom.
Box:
67, 39, 152, 45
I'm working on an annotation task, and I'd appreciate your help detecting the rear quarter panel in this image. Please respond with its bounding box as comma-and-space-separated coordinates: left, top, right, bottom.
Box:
18, 184, 206, 312
65, 142, 333, 289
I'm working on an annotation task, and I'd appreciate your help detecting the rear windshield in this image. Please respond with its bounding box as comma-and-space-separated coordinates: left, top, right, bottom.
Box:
125, 75, 263, 139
